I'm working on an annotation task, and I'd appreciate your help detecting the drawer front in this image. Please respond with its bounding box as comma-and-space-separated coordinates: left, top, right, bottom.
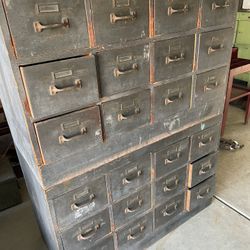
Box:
53, 176, 108, 229
97, 44, 150, 97
112, 185, 151, 228
155, 193, 185, 229
110, 154, 151, 202
188, 152, 218, 188
155, 138, 190, 178
21, 56, 99, 120
191, 125, 220, 162
154, 35, 195, 82
117, 213, 153, 250
89, 236, 115, 250
3, 0, 89, 62
91, 0, 149, 45
154, 77, 192, 121
61, 209, 111, 250
198, 28, 234, 71
201, 0, 237, 28
35, 106, 102, 164
102, 90, 150, 137
186, 176, 215, 211
236, 21, 250, 44
156, 166, 187, 204
155, 0, 199, 35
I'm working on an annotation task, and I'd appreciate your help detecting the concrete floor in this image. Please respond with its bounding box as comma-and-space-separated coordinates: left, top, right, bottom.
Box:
0, 106, 250, 250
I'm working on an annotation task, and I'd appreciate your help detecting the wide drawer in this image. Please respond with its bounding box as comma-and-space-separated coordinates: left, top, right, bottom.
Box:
101, 90, 151, 138
154, 77, 192, 122
187, 152, 218, 188
198, 28, 234, 71
155, 193, 185, 229
90, 0, 149, 45
112, 185, 151, 228
53, 176, 108, 229
186, 176, 215, 211
97, 44, 150, 97
117, 212, 153, 250
154, 35, 195, 82
156, 166, 187, 204
60, 209, 111, 250
35, 106, 103, 164
155, 0, 199, 35
21, 56, 99, 120
110, 153, 151, 202
3, 0, 89, 62
155, 138, 190, 178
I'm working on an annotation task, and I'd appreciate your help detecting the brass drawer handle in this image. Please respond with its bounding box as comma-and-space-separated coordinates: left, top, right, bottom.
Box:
49, 79, 82, 96
122, 170, 143, 185
204, 81, 219, 92
125, 199, 143, 214
166, 53, 185, 64
168, 4, 189, 15
114, 63, 138, 78
165, 152, 181, 164
199, 136, 213, 148
127, 225, 145, 241
165, 92, 183, 105
118, 106, 140, 121
197, 187, 211, 199
71, 193, 95, 210
212, 2, 230, 10
208, 44, 224, 55
59, 127, 87, 144
33, 17, 70, 33
162, 201, 179, 217
199, 162, 212, 175
77, 224, 100, 241
163, 176, 179, 192
110, 10, 137, 24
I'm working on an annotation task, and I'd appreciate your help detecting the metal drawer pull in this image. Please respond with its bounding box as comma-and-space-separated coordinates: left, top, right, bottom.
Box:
163, 176, 179, 192
114, 63, 138, 77
165, 92, 183, 105
59, 127, 87, 144
122, 170, 143, 185
118, 107, 140, 121
204, 81, 219, 92
166, 53, 185, 64
197, 187, 211, 199
162, 201, 179, 217
71, 193, 95, 210
208, 44, 224, 55
165, 152, 181, 164
199, 136, 213, 148
212, 2, 230, 10
127, 225, 145, 241
199, 163, 212, 175
125, 199, 143, 214
110, 10, 137, 24
33, 17, 70, 33
78, 224, 100, 241
168, 4, 189, 15
49, 79, 82, 96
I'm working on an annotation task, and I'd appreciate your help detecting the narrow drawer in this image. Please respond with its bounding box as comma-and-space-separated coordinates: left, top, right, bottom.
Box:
110, 154, 151, 202
117, 212, 153, 250
154, 77, 192, 122
190, 125, 220, 162
112, 185, 151, 228
155, 138, 190, 179
154, 35, 195, 82
60, 209, 111, 250
97, 44, 150, 97
155, 0, 199, 35
35, 106, 103, 164
89, 235, 115, 250
155, 193, 185, 229
201, 0, 237, 28
236, 20, 250, 44
186, 176, 215, 211
21, 56, 99, 120
53, 176, 108, 229
101, 90, 150, 138
90, 0, 149, 45
3, 0, 89, 62
156, 166, 187, 204
187, 152, 218, 188
198, 28, 234, 71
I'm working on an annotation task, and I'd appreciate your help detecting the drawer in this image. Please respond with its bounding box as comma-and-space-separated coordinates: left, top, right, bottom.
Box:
156, 166, 187, 204
117, 212, 153, 250
154, 77, 192, 121
201, 0, 237, 28
90, 0, 149, 45
236, 20, 250, 44
101, 90, 150, 138
21, 56, 99, 120
154, 35, 195, 82
97, 44, 150, 97
190, 125, 220, 162
53, 176, 108, 229
155, 138, 190, 179
60, 209, 111, 250
3, 0, 89, 62
89, 235, 115, 250
198, 28, 234, 71
187, 152, 218, 188
112, 185, 151, 228
35, 106, 103, 164
155, 193, 185, 229
186, 176, 215, 211
155, 0, 199, 35
110, 154, 151, 202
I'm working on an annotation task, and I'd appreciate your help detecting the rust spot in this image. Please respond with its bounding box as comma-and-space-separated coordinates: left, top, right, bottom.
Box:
149, 0, 154, 38
197, 7, 202, 29
88, 21, 96, 48
149, 44, 155, 84
24, 98, 31, 116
